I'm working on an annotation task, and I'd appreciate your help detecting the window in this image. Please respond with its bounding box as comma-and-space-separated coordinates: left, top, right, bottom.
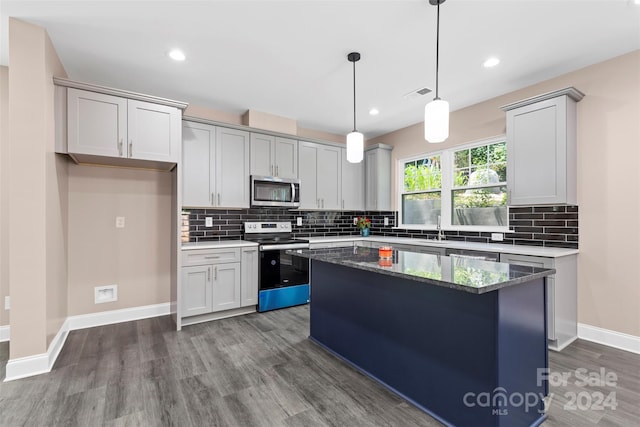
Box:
398, 138, 508, 230
452, 141, 507, 227
401, 155, 441, 226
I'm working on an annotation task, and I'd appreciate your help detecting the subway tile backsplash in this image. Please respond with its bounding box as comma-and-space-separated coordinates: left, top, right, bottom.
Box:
182, 204, 578, 249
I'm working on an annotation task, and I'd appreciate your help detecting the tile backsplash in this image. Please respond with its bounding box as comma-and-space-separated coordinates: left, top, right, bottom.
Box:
182, 204, 578, 249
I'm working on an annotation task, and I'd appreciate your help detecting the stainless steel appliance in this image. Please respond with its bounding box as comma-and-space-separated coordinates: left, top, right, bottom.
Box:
243, 221, 309, 312
250, 176, 300, 208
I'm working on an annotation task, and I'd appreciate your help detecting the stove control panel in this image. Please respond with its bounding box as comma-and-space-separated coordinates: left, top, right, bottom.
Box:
244, 221, 292, 234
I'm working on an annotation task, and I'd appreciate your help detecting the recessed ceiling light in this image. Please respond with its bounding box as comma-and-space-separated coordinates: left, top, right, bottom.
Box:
483, 57, 500, 68
369, 108, 380, 116
168, 49, 186, 61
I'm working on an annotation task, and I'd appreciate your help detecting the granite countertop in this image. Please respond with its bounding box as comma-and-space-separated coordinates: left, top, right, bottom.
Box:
181, 240, 258, 250
289, 246, 555, 294
307, 235, 578, 258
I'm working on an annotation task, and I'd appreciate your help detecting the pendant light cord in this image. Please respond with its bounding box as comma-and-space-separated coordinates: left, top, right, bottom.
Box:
352, 59, 357, 132
435, 0, 440, 100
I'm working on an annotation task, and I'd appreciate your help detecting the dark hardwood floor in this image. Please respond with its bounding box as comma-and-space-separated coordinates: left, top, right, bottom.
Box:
0, 305, 637, 426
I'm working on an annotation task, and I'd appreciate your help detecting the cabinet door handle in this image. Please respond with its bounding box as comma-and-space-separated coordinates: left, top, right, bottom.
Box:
129, 140, 133, 158
118, 138, 123, 157
317, 198, 320, 208
276, 165, 279, 176
271, 164, 274, 176
207, 267, 211, 282
214, 266, 218, 280
507, 189, 512, 205
244, 249, 257, 253
211, 192, 214, 205
217, 193, 221, 206
204, 256, 220, 259
322, 199, 325, 209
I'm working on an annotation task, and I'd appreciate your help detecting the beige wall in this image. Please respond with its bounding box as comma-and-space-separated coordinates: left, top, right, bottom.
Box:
0, 66, 8, 327
184, 104, 345, 144
370, 50, 640, 337
8, 18, 68, 358
67, 165, 172, 316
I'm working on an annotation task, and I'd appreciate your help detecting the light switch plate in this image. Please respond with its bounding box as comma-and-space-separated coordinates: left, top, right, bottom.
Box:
491, 233, 504, 241
296, 217, 302, 226
115, 216, 125, 228
95, 285, 118, 304
384, 217, 389, 226
4, 296, 9, 310
205, 217, 213, 227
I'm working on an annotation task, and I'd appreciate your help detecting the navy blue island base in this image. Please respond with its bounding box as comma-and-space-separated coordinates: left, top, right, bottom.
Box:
309, 259, 549, 427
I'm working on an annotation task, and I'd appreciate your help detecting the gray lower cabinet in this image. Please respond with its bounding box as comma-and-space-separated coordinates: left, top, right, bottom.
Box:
181, 248, 248, 318
500, 253, 577, 351
241, 248, 259, 306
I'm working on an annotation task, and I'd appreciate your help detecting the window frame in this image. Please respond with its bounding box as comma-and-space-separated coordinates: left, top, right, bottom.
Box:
397, 136, 510, 232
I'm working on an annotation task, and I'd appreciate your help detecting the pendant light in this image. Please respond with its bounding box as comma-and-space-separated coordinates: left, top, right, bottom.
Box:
346, 52, 364, 163
424, 0, 449, 143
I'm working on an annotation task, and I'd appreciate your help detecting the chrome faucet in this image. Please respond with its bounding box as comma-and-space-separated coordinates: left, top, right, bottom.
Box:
436, 215, 445, 241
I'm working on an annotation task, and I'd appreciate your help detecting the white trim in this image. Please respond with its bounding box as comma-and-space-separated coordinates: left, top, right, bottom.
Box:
3, 303, 171, 381
578, 323, 640, 355
0, 325, 9, 342
4, 318, 70, 382
67, 303, 170, 331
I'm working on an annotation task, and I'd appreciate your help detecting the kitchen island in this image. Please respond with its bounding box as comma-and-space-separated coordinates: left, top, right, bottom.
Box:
290, 246, 555, 427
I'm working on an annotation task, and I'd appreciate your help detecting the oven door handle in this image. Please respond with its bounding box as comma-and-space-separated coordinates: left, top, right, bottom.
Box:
291, 183, 296, 204
260, 243, 309, 251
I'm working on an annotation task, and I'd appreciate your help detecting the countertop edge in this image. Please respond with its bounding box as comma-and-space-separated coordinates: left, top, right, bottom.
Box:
307, 236, 578, 258
181, 240, 258, 250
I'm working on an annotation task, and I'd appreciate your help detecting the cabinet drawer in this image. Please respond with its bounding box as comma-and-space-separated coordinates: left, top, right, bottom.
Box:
182, 248, 241, 266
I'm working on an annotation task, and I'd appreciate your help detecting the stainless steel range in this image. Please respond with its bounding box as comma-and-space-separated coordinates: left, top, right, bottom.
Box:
243, 221, 310, 312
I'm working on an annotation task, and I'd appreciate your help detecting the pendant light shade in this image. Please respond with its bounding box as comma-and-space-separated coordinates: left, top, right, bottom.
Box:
346, 131, 364, 163
346, 52, 363, 163
424, 98, 449, 143
425, 0, 449, 143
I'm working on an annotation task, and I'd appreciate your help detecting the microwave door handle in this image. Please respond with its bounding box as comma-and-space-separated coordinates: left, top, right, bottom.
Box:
291, 183, 296, 203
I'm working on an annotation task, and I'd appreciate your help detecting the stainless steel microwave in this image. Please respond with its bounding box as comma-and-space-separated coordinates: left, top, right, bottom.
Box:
251, 176, 300, 208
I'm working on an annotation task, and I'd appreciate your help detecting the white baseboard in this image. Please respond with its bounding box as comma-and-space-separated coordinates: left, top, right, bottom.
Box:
67, 302, 171, 331
5, 318, 70, 382
3, 303, 171, 381
578, 323, 640, 355
0, 325, 9, 342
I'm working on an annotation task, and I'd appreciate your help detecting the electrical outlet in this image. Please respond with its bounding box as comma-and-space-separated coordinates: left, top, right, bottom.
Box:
4, 296, 9, 310
115, 216, 125, 228
205, 217, 213, 227
353, 217, 358, 225
491, 233, 504, 241
384, 217, 389, 226
296, 217, 303, 226
95, 285, 118, 304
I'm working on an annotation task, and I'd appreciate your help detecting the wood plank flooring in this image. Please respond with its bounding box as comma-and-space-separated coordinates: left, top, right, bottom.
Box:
0, 305, 638, 426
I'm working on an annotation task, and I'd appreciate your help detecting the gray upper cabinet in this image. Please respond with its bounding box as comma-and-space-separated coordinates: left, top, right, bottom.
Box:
250, 133, 298, 179
341, 147, 364, 210
502, 87, 584, 205
365, 144, 393, 211
298, 141, 341, 209
182, 121, 250, 208
67, 87, 181, 163
298, 141, 319, 209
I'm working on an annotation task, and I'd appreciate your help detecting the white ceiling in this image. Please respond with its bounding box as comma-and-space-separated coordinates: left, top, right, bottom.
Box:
1, 0, 639, 138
